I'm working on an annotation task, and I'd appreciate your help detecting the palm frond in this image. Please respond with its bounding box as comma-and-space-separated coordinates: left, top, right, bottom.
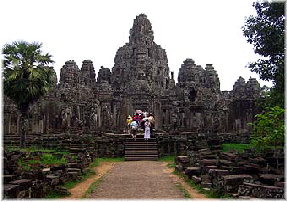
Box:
3, 40, 56, 107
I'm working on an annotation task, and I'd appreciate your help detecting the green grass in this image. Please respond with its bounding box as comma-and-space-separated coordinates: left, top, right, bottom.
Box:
29, 153, 67, 165
159, 155, 176, 168
6, 146, 69, 154
173, 170, 232, 199
83, 177, 103, 198
17, 152, 69, 171
45, 190, 70, 198
159, 155, 175, 162
9, 146, 74, 171
90, 157, 124, 167
175, 183, 191, 198
64, 168, 96, 189
222, 144, 251, 153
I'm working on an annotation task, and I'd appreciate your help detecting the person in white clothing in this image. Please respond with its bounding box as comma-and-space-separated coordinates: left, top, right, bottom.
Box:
144, 120, 151, 140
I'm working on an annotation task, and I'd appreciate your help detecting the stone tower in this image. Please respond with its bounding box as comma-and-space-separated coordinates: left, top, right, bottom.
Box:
80, 60, 96, 87
59, 60, 80, 88
111, 14, 171, 96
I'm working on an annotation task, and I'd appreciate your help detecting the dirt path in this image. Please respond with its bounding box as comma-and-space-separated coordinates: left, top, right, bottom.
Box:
65, 161, 207, 199
88, 161, 207, 199
65, 162, 114, 199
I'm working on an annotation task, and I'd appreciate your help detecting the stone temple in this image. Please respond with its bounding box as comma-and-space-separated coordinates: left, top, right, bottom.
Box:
4, 14, 262, 135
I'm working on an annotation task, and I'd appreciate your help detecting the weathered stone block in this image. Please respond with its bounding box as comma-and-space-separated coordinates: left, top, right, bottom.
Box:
184, 167, 201, 177
67, 168, 82, 173
54, 186, 70, 196
51, 164, 66, 171
46, 175, 60, 186
259, 174, 284, 186
10, 179, 33, 187
219, 160, 233, 166
238, 182, 284, 198
243, 163, 260, 174
175, 165, 183, 173
3, 175, 16, 183
192, 175, 201, 184
67, 172, 80, 180
201, 182, 212, 188
274, 181, 285, 187
223, 175, 253, 193
208, 169, 229, 177
176, 156, 190, 164
4, 184, 20, 198
199, 159, 218, 166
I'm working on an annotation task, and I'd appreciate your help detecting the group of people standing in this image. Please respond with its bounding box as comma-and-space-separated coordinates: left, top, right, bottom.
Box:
126, 110, 155, 140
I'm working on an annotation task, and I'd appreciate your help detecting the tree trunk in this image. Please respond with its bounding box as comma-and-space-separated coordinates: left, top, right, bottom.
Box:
19, 105, 29, 148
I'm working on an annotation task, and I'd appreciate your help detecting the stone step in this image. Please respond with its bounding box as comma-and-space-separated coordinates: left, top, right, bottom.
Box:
125, 142, 157, 145
124, 136, 158, 161
125, 156, 158, 161
125, 154, 158, 158
125, 147, 157, 150
125, 147, 158, 151
125, 150, 158, 154
125, 144, 157, 147
125, 145, 158, 148
125, 138, 156, 141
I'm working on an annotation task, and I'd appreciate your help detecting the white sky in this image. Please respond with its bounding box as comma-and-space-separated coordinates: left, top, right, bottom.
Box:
0, 0, 272, 91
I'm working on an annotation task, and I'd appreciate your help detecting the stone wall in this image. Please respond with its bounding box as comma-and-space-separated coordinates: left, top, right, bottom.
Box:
4, 132, 248, 158
156, 132, 250, 157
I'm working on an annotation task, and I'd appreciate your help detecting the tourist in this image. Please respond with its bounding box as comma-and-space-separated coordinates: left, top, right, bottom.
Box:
132, 113, 141, 125
140, 117, 146, 130
148, 113, 155, 136
126, 115, 133, 134
130, 120, 138, 140
144, 120, 151, 140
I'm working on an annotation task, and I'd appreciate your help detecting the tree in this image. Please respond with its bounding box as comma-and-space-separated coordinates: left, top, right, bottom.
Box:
249, 106, 284, 168
3, 41, 57, 147
250, 106, 284, 150
242, 1, 285, 106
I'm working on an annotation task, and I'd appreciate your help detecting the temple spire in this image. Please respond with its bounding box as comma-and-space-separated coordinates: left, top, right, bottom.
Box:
129, 14, 154, 46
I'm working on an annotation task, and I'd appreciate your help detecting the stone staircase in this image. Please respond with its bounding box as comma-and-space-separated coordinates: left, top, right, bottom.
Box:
124, 134, 159, 161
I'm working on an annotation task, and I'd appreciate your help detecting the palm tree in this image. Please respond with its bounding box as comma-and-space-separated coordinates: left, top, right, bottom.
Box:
3, 41, 57, 147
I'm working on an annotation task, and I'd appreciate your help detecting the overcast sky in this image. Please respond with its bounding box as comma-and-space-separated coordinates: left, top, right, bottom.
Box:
0, 0, 272, 91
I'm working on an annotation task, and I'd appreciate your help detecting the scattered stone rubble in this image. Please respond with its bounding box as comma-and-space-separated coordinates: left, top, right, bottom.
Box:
3, 131, 285, 199
4, 14, 262, 135
175, 145, 285, 199
3, 149, 95, 198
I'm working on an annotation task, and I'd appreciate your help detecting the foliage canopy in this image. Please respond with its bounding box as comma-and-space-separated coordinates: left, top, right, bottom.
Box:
242, 1, 285, 107
3, 41, 56, 112
250, 106, 284, 150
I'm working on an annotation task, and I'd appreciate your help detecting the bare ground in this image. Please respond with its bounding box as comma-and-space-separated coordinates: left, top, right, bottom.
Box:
64, 161, 207, 199
88, 161, 207, 199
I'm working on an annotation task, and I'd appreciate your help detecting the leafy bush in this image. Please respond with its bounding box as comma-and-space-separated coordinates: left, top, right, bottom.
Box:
222, 144, 251, 153
249, 106, 284, 151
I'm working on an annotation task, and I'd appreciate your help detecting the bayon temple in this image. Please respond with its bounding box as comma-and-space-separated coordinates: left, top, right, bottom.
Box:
4, 14, 262, 135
